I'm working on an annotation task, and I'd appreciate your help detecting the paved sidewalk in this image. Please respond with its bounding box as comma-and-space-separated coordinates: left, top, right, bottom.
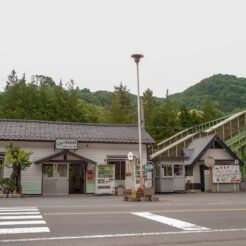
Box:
0, 191, 245, 207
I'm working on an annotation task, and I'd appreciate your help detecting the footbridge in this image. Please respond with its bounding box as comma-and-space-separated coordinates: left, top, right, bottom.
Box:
149, 110, 246, 160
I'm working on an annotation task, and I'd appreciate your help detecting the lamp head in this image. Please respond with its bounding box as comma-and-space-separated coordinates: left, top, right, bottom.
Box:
131, 54, 144, 63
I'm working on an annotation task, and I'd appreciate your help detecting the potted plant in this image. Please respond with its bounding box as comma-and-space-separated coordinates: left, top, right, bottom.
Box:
136, 186, 144, 201
0, 178, 16, 198
4, 144, 32, 195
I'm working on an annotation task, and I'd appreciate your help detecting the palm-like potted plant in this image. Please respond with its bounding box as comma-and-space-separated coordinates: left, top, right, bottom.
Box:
4, 143, 32, 195
0, 178, 16, 198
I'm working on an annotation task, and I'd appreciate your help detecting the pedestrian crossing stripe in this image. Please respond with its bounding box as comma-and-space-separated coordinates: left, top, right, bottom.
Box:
0, 207, 50, 235
0, 220, 46, 226
0, 209, 39, 212
0, 212, 40, 215
0, 207, 38, 210
0, 227, 50, 234
0, 215, 43, 220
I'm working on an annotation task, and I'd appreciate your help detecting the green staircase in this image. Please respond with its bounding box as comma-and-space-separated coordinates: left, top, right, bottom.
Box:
149, 115, 230, 159
149, 110, 246, 160
226, 131, 246, 152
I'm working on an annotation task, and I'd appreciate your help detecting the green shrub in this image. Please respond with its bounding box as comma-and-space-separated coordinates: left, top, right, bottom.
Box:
0, 178, 16, 193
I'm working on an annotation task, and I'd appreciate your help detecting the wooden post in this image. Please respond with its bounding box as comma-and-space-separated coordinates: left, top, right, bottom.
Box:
209, 167, 213, 192
153, 162, 156, 198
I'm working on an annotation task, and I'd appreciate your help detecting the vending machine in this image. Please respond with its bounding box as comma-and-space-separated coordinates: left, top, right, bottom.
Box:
96, 164, 115, 195
86, 164, 95, 194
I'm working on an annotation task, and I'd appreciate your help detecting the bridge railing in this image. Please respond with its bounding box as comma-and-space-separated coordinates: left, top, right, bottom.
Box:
149, 115, 230, 156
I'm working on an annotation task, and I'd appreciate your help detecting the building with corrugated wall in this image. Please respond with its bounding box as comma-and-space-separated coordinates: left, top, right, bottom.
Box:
0, 119, 155, 195
154, 135, 243, 193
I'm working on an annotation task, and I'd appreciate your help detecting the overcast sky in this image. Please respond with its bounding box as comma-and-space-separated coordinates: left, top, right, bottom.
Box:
0, 0, 246, 97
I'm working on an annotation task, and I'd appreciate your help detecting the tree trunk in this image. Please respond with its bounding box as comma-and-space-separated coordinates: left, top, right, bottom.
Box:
10, 163, 22, 192
16, 164, 22, 193
10, 163, 17, 184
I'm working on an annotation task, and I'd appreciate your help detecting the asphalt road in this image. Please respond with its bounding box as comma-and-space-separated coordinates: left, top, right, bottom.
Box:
1, 192, 246, 246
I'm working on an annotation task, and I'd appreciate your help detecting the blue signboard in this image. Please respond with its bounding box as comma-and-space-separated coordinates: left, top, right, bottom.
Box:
145, 161, 154, 172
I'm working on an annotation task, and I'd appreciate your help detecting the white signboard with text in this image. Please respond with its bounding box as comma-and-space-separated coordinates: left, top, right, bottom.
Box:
213, 165, 240, 183
55, 139, 78, 150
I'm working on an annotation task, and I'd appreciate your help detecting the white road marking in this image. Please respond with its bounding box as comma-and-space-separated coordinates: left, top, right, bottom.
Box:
132, 212, 209, 231
0, 220, 46, 226
0, 212, 40, 215
0, 227, 50, 235
1, 228, 246, 243
0, 209, 39, 212
0, 207, 37, 210
0, 215, 43, 220
0, 207, 50, 236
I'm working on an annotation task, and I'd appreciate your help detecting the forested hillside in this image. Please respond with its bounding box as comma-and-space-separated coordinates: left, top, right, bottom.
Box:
79, 74, 246, 113
0, 71, 245, 142
80, 89, 114, 106
169, 74, 246, 112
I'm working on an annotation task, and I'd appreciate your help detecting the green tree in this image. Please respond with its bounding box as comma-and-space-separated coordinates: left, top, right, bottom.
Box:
178, 106, 203, 128
2, 73, 27, 118
143, 89, 158, 122
108, 82, 134, 124
151, 97, 179, 141
142, 88, 159, 136
80, 88, 114, 106
2, 73, 55, 120
4, 144, 32, 193
201, 98, 219, 122
76, 99, 105, 123
178, 105, 192, 128
6, 70, 18, 86
1, 72, 94, 122
189, 109, 203, 125
34, 75, 56, 120
32, 75, 56, 88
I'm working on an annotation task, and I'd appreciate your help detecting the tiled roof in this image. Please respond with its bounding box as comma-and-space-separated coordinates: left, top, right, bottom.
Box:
0, 119, 156, 144
184, 134, 243, 166
184, 135, 215, 165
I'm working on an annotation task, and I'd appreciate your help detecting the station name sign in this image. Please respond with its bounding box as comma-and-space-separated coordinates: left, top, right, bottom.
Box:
55, 139, 78, 150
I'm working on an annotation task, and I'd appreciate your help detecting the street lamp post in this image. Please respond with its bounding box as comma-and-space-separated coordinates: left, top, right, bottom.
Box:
131, 53, 144, 190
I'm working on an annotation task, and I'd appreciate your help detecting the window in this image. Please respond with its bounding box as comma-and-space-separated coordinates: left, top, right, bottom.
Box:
107, 160, 125, 180
43, 164, 53, 178
156, 163, 161, 177
174, 165, 184, 176
0, 159, 4, 179
43, 164, 68, 178
57, 164, 68, 177
162, 164, 172, 177
185, 166, 193, 176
